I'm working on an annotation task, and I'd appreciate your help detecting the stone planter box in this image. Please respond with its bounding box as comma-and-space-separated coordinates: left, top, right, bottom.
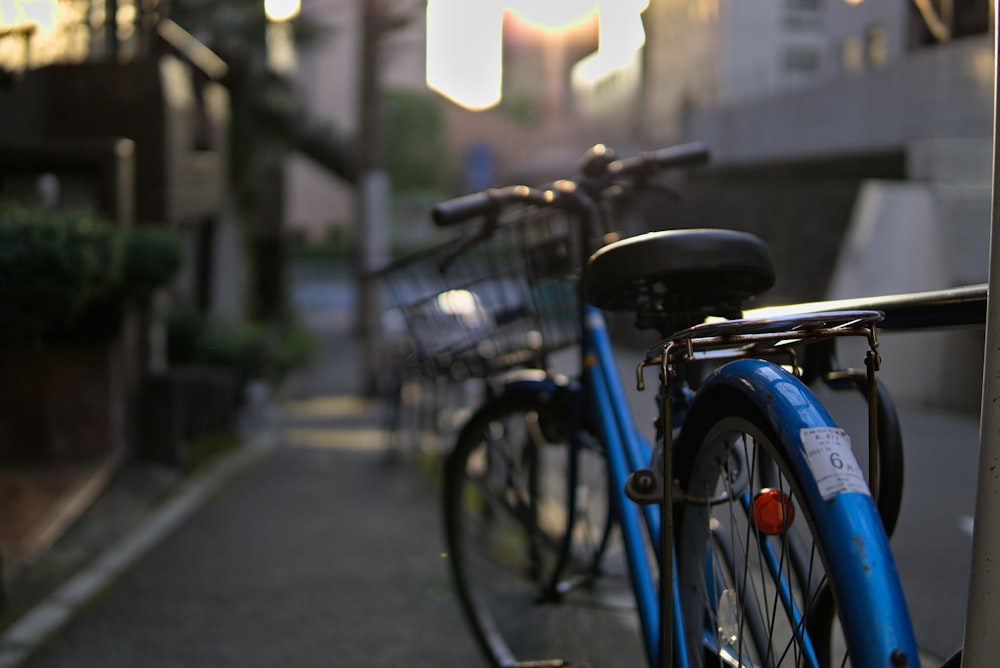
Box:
139, 366, 238, 468
0, 341, 127, 462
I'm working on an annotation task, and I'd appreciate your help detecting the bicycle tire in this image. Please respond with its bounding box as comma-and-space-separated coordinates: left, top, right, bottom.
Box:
674, 359, 918, 668
442, 391, 639, 667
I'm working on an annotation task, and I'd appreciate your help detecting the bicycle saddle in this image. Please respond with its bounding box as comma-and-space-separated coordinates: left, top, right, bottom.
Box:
585, 229, 775, 334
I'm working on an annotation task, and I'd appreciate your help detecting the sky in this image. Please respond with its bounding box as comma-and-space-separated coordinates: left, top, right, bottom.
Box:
425, 0, 649, 110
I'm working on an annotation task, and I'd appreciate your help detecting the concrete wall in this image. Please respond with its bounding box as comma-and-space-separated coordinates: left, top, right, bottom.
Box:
678, 35, 994, 413
687, 35, 994, 165
284, 0, 429, 241
828, 179, 986, 413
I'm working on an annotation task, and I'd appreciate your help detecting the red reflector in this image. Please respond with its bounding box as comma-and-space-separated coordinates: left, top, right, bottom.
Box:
752, 489, 795, 535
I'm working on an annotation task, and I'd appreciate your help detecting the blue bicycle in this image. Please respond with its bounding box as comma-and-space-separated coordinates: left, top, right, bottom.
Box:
435, 144, 919, 667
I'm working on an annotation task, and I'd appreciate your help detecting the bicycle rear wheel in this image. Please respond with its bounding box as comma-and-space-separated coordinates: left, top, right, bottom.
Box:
674, 360, 918, 668
442, 391, 641, 667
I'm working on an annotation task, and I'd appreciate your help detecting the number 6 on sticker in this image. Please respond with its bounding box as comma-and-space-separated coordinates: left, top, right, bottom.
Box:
801, 427, 871, 500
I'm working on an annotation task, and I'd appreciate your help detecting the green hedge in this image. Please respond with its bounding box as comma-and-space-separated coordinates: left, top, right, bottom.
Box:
165, 300, 317, 393
0, 202, 182, 346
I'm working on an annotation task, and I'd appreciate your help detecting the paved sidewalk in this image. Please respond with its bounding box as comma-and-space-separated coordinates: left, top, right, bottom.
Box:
0, 317, 482, 667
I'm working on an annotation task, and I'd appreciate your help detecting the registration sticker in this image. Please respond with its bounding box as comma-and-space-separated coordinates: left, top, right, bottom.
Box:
800, 427, 871, 500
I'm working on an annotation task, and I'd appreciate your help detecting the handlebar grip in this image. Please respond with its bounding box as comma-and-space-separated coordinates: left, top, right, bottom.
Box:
610, 141, 711, 177
432, 191, 494, 226
432, 186, 553, 227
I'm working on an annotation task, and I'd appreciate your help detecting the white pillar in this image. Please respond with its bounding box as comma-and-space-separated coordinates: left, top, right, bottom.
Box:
962, 5, 1000, 665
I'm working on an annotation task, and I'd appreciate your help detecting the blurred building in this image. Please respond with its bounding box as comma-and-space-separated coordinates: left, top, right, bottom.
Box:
0, 0, 236, 316
283, 0, 428, 244
0, 0, 239, 469
282, 0, 356, 244
642, 0, 991, 164
285, 0, 988, 408
639, 0, 992, 411
285, 0, 641, 245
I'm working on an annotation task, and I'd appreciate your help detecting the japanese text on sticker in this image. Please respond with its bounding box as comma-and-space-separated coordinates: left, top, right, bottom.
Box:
801, 427, 871, 500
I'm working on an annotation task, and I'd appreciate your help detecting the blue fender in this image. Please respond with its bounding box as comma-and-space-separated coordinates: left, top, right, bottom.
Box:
689, 359, 919, 668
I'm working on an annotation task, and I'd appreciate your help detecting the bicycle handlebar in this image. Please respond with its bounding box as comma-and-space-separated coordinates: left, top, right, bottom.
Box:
603, 142, 710, 182
432, 185, 552, 227
431, 142, 710, 228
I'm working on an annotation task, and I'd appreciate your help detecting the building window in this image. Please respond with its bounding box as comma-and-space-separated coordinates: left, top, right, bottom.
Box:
841, 36, 863, 73
866, 25, 888, 68
784, 46, 821, 73
785, 0, 823, 29
784, 13, 824, 31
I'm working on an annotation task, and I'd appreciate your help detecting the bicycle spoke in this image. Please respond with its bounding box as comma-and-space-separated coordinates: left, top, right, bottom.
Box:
680, 414, 855, 668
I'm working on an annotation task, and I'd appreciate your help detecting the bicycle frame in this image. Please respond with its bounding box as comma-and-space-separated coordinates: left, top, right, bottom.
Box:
580, 301, 672, 667
498, 306, 681, 665
433, 148, 923, 668
530, 300, 922, 667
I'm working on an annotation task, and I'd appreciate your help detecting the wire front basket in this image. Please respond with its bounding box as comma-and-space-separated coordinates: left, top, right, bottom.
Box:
376, 206, 582, 380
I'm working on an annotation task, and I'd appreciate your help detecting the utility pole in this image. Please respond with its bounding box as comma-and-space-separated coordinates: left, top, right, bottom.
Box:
356, 0, 415, 395
357, 0, 391, 395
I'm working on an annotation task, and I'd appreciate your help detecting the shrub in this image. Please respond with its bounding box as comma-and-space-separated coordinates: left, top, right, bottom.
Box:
120, 225, 184, 306
165, 300, 318, 395
0, 202, 183, 345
